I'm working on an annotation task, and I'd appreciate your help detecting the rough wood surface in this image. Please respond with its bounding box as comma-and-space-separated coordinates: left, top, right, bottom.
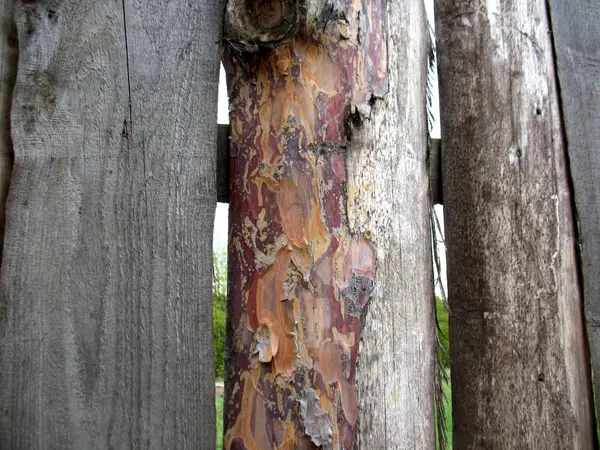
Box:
0, 1, 221, 448
547, 0, 600, 411
348, 2, 434, 447
0, 0, 17, 260
435, 0, 595, 448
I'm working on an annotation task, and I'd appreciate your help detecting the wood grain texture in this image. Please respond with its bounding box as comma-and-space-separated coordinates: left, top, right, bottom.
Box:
348, 1, 435, 447
0, 0, 17, 260
0, 1, 221, 448
547, 0, 600, 410
435, 0, 595, 448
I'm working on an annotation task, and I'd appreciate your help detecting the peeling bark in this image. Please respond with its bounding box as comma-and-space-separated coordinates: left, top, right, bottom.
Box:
223, 1, 385, 449
223, 0, 434, 448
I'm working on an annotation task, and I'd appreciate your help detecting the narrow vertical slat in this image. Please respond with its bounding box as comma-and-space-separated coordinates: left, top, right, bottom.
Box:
120, 0, 222, 446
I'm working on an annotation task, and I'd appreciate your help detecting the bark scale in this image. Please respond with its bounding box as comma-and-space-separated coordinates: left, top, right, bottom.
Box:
435, 0, 595, 448
223, 0, 434, 448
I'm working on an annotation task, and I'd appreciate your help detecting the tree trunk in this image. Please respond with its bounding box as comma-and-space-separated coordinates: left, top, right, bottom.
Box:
222, 0, 434, 448
435, 0, 596, 448
546, 0, 600, 414
0, 1, 221, 448
0, 0, 17, 260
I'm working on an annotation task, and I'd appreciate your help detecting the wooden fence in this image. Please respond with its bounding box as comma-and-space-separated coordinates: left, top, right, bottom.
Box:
0, 0, 598, 448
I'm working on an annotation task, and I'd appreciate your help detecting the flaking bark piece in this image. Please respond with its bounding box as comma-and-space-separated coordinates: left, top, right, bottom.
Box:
297, 388, 333, 448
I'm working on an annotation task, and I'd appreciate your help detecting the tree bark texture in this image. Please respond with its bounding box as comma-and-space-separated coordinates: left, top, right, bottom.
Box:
0, 0, 17, 261
0, 1, 222, 448
546, 0, 600, 410
223, 0, 433, 448
435, 0, 595, 448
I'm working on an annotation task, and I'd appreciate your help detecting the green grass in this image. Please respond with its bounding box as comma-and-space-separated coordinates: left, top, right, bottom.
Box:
216, 396, 224, 450
435, 369, 453, 449
436, 296, 452, 449
443, 371, 453, 448
436, 297, 450, 367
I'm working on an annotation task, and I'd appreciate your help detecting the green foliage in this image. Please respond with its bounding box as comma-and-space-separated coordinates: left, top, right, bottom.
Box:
213, 251, 227, 380
436, 371, 453, 449
436, 296, 450, 368
435, 296, 452, 449
216, 396, 224, 450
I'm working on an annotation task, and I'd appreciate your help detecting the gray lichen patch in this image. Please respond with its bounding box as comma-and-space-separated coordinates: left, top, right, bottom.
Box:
297, 388, 333, 448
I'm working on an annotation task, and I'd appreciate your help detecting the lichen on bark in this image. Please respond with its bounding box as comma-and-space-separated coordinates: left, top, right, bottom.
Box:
222, 0, 386, 448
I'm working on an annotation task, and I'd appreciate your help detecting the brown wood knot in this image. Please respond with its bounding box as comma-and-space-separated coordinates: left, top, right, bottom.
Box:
246, 0, 286, 30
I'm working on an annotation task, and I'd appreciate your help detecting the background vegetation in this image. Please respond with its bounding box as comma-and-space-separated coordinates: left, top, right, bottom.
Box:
436, 296, 452, 448
436, 296, 450, 368
213, 251, 227, 380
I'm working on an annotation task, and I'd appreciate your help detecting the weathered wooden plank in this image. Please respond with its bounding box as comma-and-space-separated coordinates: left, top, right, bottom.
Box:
0, 3, 130, 447
0, 0, 17, 260
547, 0, 600, 410
117, 0, 223, 447
435, 0, 596, 448
0, 1, 221, 448
222, 0, 434, 447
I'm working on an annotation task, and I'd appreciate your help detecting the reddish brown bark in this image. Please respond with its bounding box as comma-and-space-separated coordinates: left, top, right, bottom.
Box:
223, 1, 386, 448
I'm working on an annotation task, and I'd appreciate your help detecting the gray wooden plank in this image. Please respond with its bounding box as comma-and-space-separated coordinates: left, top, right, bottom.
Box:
120, 0, 222, 446
0, 0, 221, 447
547, 0, 600, 407
0, 2, 130, 447
435, 0, 596, 447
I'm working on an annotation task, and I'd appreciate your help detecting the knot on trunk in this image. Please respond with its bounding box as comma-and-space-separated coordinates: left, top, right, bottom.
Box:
224, 0, 303, 48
